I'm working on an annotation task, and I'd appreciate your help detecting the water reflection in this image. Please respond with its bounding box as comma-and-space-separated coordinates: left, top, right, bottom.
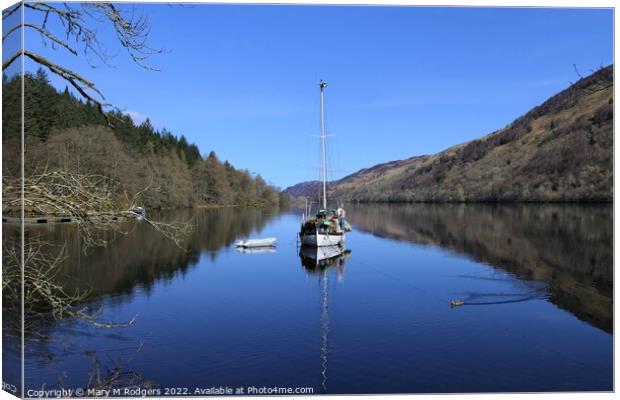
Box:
23, 207, 282, 301
2, 207, 285, 390
299, 245, 352, 277
345, 203, 613, 333
319, 269, 329, 394
236, 246, 277, 254
298, 244, 352, 394
4, 203, 612, 393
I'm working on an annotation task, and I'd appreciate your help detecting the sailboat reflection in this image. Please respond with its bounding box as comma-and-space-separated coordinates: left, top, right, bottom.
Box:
299, 245, 351, 277
298, 245, 352, 393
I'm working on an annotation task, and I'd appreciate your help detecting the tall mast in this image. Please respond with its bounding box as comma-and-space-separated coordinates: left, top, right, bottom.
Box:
319, 80, 328, 210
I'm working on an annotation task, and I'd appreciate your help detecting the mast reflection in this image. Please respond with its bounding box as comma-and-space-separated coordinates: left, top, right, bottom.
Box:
298, 244, 352, 393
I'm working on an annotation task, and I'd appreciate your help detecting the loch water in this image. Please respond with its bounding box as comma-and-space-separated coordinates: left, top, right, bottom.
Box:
4, 204, 613, 394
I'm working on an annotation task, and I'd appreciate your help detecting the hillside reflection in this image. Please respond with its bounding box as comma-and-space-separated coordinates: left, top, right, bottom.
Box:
346, 203, 613, 333
30, 207, 281, 299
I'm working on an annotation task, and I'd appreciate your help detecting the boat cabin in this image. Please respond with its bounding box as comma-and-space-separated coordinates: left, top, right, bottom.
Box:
301, 209, 346, 236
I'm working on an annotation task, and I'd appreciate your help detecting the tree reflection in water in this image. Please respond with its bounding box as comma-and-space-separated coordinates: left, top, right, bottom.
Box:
345, 203, 612, 333
2, 207, 284, 390
25, 207, 282, 300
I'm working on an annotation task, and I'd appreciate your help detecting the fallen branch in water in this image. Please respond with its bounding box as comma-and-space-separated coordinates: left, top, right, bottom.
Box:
75, 305, 138, 328
3, 169, 193, 250
85, 340, 155, 391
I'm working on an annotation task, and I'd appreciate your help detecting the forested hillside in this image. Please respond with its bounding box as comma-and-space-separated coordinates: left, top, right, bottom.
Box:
283, 181, 337, 198
287, 65, 613, 203
2, 70, 289, 210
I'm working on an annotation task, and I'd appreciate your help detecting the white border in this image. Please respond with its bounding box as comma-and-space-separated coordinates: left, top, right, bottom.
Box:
0, 1, 616, 400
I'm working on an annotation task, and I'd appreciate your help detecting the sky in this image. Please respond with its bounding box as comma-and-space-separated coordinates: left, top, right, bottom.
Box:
19, 4, 614, 188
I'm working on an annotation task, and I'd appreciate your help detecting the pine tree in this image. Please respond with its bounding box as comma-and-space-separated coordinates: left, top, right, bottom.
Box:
3, 73, 286, 209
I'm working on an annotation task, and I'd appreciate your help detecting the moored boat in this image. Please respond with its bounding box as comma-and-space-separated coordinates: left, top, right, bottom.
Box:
299, 80, 352, 247
300, 209, 347, 246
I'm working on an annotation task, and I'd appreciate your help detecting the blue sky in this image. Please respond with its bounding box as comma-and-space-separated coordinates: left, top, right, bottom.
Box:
21, 5, 613, 188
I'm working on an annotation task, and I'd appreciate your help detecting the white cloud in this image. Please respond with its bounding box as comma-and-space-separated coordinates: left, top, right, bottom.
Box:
126, 110, 150, 125
125, 110, 165, 131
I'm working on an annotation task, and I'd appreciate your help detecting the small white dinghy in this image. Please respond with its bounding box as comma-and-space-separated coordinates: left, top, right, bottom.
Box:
234, 237, 277, 248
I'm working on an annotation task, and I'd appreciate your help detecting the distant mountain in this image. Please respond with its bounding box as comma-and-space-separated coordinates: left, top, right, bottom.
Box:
283, 180, 336, 199
287, 65, 613, 202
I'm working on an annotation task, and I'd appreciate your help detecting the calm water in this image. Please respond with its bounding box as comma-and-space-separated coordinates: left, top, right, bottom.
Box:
6, 204, 613, 394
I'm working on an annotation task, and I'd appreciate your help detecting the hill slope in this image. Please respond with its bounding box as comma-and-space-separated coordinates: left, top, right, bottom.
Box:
287, 66, 613, 202
282, 181, 337, 198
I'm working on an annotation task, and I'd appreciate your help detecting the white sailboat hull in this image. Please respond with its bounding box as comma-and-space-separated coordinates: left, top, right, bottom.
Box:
300, 233, 344, 247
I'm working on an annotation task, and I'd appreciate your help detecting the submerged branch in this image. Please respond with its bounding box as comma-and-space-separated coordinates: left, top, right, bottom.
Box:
2, 239, 137, 337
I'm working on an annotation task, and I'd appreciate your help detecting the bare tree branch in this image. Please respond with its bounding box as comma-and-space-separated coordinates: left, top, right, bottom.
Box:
3, 2, 164, 121
2, 2, 21, 21
1, 49, 121, 124
573, 63, 584, 79
2, 50, 21, 71
3, 23, 79, 55
570, 64, 613, 95
3, 169, 193, 251
22, 2, 164, 70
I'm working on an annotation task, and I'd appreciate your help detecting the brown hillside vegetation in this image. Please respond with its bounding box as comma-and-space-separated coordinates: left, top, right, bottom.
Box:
288, 65, 613, 202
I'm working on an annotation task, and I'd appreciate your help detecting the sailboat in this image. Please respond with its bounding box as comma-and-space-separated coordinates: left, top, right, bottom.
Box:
299, 80, 352, 247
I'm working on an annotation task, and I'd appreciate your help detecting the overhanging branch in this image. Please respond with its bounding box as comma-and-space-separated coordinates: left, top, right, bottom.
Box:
2, 2, 21, 21
3, 23, 78, 55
